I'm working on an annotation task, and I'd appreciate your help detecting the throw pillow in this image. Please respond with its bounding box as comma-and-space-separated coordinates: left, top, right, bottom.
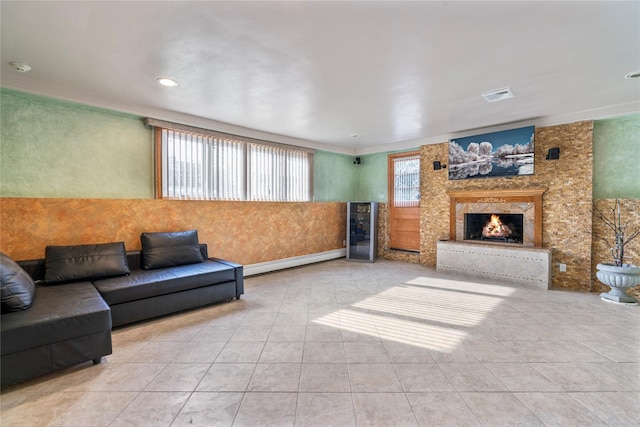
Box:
141, 230, 203, 270
45, 242, 130, 284
1, 252, 36, 312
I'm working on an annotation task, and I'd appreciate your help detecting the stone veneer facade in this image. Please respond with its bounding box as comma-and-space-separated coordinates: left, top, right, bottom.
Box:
388, 121, 598, 292
381, 120, 639, 296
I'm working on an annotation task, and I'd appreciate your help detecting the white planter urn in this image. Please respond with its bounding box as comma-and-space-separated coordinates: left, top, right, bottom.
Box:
596, 263, 640, 304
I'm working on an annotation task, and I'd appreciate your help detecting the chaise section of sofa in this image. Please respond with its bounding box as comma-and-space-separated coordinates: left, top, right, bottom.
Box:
1, 280, 112, 387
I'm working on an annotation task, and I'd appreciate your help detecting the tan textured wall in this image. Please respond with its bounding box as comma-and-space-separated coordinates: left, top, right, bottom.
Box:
418, 121, 594, 291
0, 198, 346, 265
591, 198, 640, 298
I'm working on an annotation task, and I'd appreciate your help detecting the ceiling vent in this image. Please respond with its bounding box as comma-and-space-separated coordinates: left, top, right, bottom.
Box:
482, 88, 515, 103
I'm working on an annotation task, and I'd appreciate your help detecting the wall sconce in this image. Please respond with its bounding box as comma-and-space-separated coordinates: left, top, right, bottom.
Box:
353, 157, 361, 165
433, 161, 447, 170
546, 147, 560, 160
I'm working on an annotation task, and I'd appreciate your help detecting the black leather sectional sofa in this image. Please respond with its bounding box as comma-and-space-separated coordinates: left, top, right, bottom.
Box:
1, 230, 243, 387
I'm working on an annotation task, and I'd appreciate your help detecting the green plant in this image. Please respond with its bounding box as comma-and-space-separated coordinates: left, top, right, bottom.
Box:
591, 199, 640, 267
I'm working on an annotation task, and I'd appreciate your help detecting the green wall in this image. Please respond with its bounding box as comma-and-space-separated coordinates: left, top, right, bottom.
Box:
2, 88, 638, 202
1, 88, 153, 198
355, 153, 389, 202
313, 150, 357, 202
593, 113, 640, 199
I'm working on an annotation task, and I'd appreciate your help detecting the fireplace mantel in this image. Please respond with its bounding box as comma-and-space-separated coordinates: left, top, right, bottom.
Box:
447, 188, 546, 247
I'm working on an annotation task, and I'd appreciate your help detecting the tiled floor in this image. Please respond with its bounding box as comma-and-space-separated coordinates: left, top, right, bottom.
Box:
1, 259, 639, 426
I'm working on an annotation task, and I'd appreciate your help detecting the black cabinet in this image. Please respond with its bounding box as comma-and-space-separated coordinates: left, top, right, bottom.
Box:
347, 202, 378, 262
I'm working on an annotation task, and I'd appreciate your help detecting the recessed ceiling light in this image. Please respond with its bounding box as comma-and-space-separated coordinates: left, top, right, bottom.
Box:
9, 62, 31, 73
625, 70, 640, 79
157, 77, 178, 87
482, 88, 515, 103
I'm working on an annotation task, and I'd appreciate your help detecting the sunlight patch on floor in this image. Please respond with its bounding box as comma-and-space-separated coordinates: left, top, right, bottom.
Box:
312, 276, 515, 353
314, 308, 467, 352
352, 286, 502, 327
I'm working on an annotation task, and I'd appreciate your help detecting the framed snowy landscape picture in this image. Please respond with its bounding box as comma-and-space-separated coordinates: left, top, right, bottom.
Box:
448, 126, 535, 180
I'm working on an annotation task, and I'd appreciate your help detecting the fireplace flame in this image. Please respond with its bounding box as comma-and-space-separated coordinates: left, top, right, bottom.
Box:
482, 214, 513, 238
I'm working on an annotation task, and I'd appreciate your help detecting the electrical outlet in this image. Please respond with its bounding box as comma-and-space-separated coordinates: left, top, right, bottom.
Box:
559, 263, 567, 272
342, 240, 346, 247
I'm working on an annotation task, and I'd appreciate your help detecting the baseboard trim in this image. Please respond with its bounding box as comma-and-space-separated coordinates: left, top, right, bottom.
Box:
243, 249, 346, 276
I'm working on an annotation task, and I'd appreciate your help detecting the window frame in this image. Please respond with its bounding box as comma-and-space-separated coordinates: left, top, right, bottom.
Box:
149, 119, 314, 202
388, 151, 421, 208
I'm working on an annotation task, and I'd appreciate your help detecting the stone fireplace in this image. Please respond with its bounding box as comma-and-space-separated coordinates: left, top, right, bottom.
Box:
447, 188, 545, 247
437, 188, 551, 289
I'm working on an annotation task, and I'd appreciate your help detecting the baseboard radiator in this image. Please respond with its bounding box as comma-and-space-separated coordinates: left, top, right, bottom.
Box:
243, 249, 346, 277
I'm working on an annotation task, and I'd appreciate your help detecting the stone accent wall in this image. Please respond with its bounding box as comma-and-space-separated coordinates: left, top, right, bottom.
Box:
418, 121, 594, 291
377, 202, 389, 256
592, 198, 640, 298
420, 144, 451, 265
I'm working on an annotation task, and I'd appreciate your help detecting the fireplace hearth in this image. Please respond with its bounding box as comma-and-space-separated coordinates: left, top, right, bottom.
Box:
439, 188, 550, 289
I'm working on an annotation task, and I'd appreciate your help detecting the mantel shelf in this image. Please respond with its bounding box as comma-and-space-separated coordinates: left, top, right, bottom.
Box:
446, 188, 547, 199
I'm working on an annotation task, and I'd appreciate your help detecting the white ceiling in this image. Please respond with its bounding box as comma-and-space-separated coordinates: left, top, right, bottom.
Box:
2, 1, 639, 154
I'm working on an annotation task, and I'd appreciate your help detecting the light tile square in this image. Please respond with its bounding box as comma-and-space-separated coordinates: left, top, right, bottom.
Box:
438, 362, 508, 392
259, 341, 304, 363
302, 341, 346, 363
461, 392, 543, 426
196, 363, 255, 392
234, 392, 297, 427
300, 363, 351, 392
144, 363, 209, 392
348, 364, 402, 392
172, 392, 244, 427
247, 363, 301, 392
215, 341, 265, 363
394, 363, 455, 392
352, 392, 418, 427
296, 393, 356, 427
110, 391, 190, 426
407, 392, 481, 426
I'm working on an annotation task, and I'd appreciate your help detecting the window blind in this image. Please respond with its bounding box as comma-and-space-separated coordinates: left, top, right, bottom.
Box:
248, 143, 312, 202
393, 154, 420, 207
161, 129, 245, 200
151, 119, 312, 202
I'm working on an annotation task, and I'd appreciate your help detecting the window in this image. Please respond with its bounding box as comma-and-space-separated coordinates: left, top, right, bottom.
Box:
160, 129, 245, 200
147, 119, 313, 201
248, 144, 311, 201
392, 154, 420, 207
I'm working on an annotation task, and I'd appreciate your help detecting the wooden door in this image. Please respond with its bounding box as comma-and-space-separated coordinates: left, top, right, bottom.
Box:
388, 152, 420, 251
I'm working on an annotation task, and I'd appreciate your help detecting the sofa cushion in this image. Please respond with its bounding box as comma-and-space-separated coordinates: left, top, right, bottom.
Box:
1, 253, 36, 312
45, 242, 130, 284
141, 230, 203, 270
0, 282, 111, 355
94, 259, 235, 305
